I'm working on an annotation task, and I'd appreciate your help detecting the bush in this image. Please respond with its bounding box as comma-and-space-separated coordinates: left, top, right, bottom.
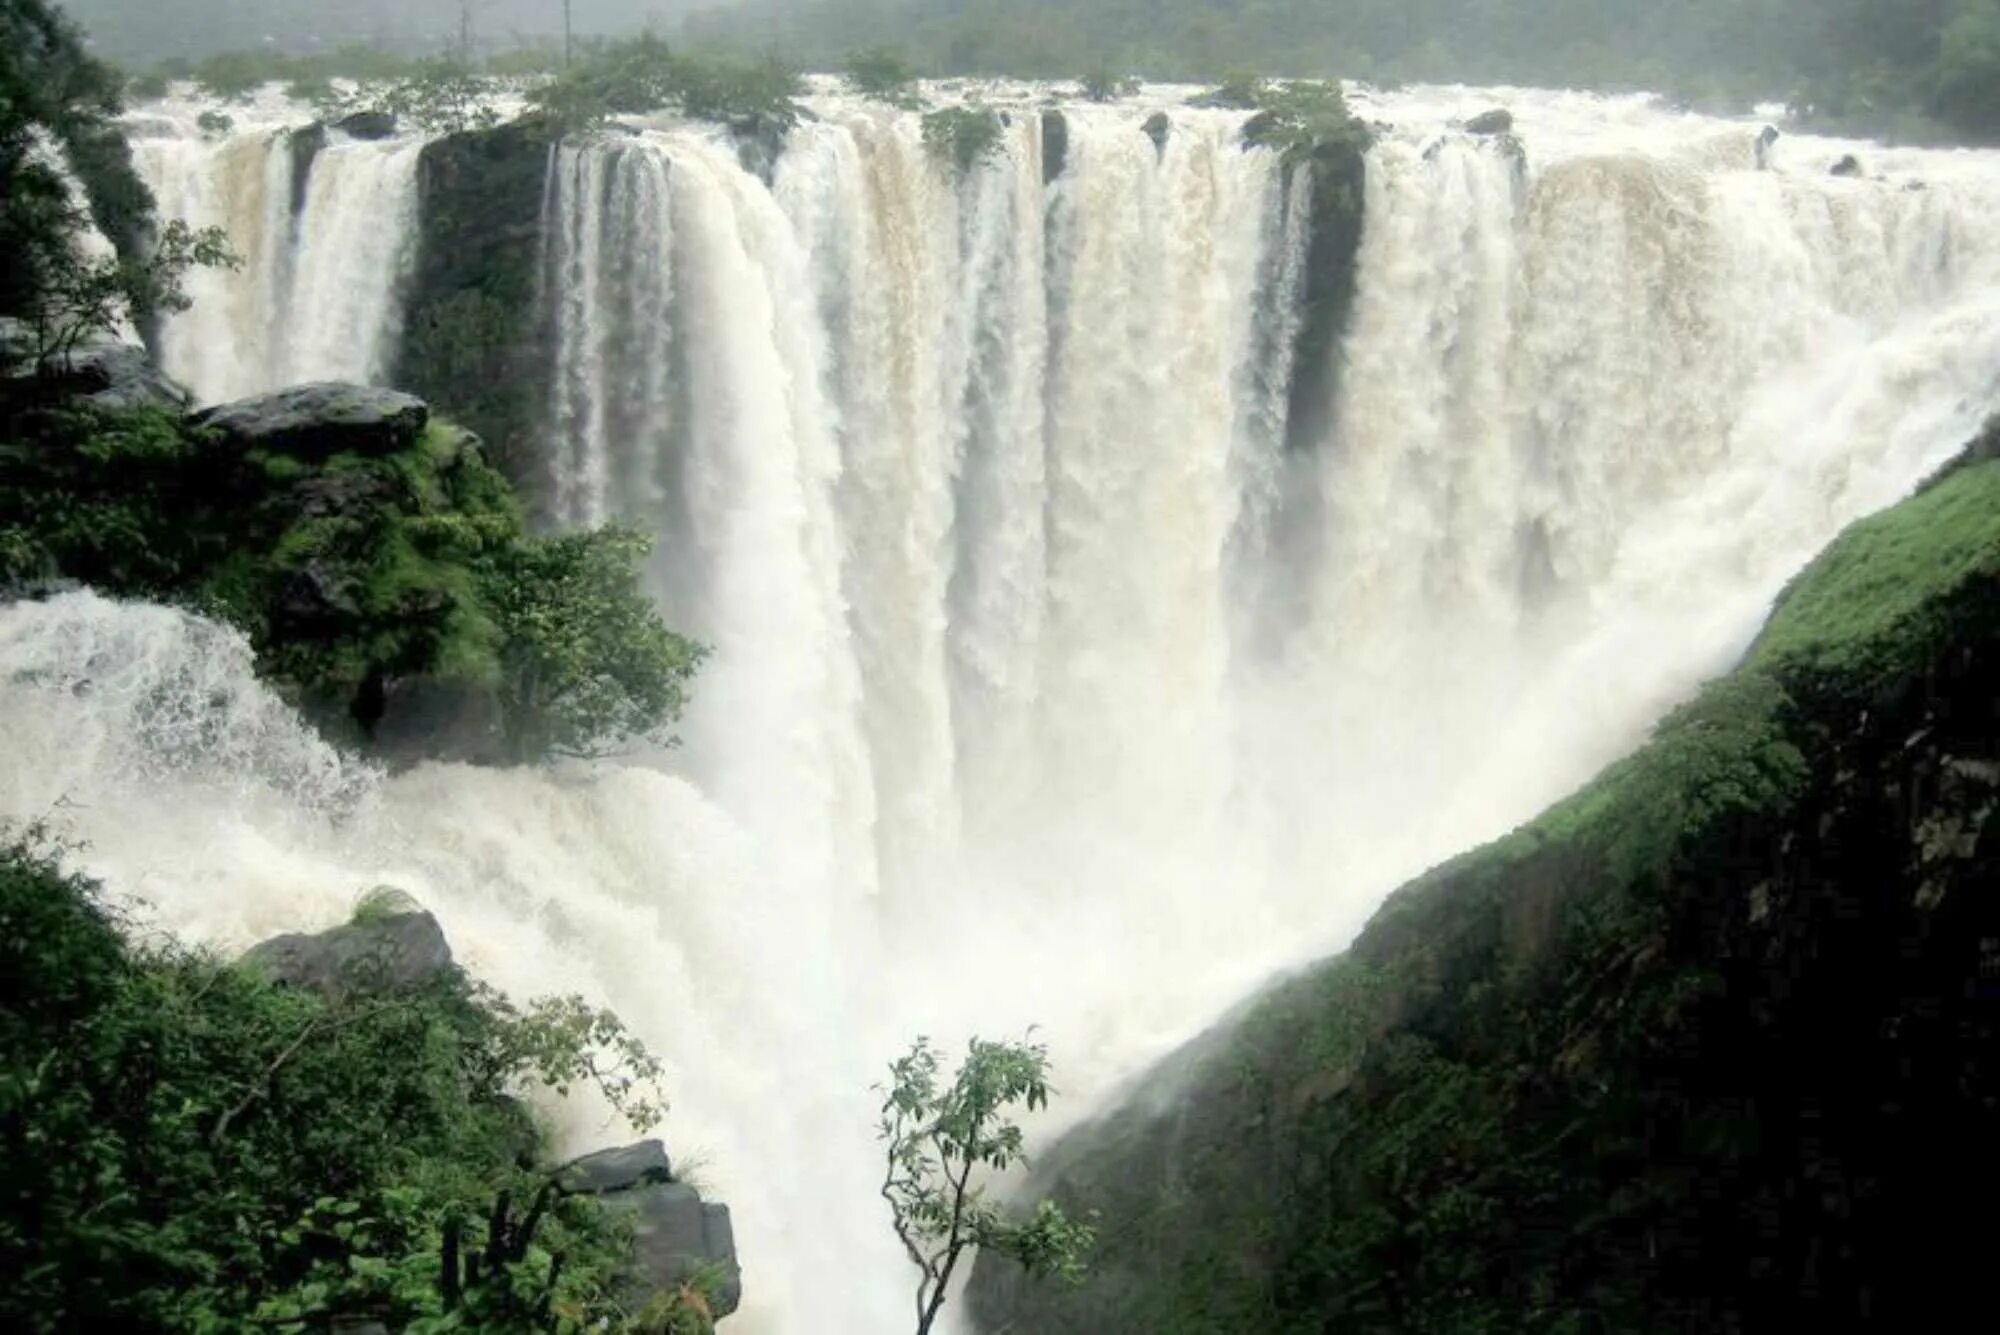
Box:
1079, 65, 1139, 101
922, 104, 1006, 175
846, 45, 923, 106
526, 39, 804, 133
0, 838, 668, 1332
0, 407, 704, 764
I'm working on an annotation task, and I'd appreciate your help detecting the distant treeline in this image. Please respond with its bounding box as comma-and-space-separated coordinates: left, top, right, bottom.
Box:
66, 0, 2000, 144
680, 0, 2000, 141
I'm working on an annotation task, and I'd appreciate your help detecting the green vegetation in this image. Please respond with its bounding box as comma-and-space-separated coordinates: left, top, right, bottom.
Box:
973, 450, 2000, 1332
921, 105, 1005, 176
845, 46, 923, 108
1078, 65, 1139, 103
879, 1035, 1095, 1335
2, 0, 232, 366
526, 37, 804, 133
0, 402, 704, 763
685, 0, 2000, 143
0, 837, 696, 1333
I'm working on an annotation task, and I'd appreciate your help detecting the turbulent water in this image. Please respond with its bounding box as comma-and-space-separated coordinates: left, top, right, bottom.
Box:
12, 81, 2000, 1331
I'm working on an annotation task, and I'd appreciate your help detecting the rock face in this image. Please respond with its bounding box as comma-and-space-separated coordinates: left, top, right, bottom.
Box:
970, 443, 2000, 1333
191, 383, 429, 459
1041, 109, 1069, 184
1463, 106, 1514, 135
1756, 123, 1781, 169
0, 323, 192, 412
558, 1141, 743, 1318
241, 894, 456, 1000
1142, 110, 1171, 153
1832, 153, 1864, 176
398, 122, 557, 501
334, 110, 398, 141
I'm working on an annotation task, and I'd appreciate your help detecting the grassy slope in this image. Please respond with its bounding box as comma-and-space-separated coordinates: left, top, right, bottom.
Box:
971, 453, 2000, 1333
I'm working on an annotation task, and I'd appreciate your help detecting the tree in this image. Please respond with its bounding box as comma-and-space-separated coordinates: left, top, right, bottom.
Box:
1, 0, 234, 368
878, 1035, 1095, 1335
845, 46, 923, 106
484, 526, 707, 762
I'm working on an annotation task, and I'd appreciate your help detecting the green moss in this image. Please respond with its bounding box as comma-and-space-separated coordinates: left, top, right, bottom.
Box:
1747, 455, 2000, 685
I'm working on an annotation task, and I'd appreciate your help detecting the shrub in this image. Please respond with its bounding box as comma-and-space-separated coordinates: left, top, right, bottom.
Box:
0, 838, 666, 1332
922, 104, 1006, 175
846, 45, 923, 106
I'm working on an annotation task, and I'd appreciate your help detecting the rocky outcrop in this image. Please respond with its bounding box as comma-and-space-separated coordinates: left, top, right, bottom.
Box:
558, 1140, 743, 1318
1832, 152, 1865, 176
0, 331, 193, 413
971, 442, 2000, 1332
286, 123, 328, 221
241, 891, 456, 1000
1142, 110, 1171, 154
191, 383, 429, 458
397, 121, 557, 503
1041, 109, 1069, 184
1280, 127, 1369, 454
1756, 123, 1781, 169
334, 109, 397, 141
1463, 106, 1514, 135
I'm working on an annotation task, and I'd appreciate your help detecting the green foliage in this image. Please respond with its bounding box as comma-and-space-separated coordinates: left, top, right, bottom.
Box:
485, 527, 707, 761
1, 0, 175, 344
921, 105, 1006, 176
879, 1034, 1095, 1334
0, 405, 704, 764
189, 48, 273, 102
195, 108, 233, 138
1747, 449, 2000, 690
527, 37, 804, 133
0, 839, 663, 1333
846, 46, 923, 107
1190, 71, 1268, 109
374, 61, 503, 135
1079, 65, 1139, 102
1234, 80, 1373, 166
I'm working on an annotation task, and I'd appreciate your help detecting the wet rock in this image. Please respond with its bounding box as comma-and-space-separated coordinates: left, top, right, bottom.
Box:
287, 123, 327, 218
368, 676, 508, 768
240, 897, 456, 1001
1463, 107, 1514, 135
558, 1141, 742, 1317
558, 1140, 674, 1194
192, 383, 429, 460
1831, 153, 1864, 177
1042, 109, 1069, 184
1755, 124, 1780, 170
0, 325, 192, 412
334, 109, 397, 141
1142, 110, 1171, 154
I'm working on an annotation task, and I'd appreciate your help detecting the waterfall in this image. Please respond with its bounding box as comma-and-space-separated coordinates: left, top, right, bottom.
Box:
130, 103, 422, 402
32, 83, 2000, 1332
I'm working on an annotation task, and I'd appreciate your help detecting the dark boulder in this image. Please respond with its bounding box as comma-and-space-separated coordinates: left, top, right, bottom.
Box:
730, 111, 793, 185
1463, 107, 1514, 135
1142, 110, 1171, 154
1756, 124, 1781, 170
334, 109, 398, 141
1, 323, 192, 412
368, 675, 509, 768
558, 1140, 674, 1194
192, 383, 429, 460
557, 1141, 742, 1317
1041, 109, 1069, 184
240, 892, 456, 1001
1832, 153, 1864, 177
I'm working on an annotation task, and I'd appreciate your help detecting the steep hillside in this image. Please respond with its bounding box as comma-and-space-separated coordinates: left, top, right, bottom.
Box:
971, 431, 2000, 1332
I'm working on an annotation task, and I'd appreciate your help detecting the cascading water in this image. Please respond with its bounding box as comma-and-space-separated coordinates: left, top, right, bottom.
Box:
18, 81, 2000, 1331
128, 95, 422, 402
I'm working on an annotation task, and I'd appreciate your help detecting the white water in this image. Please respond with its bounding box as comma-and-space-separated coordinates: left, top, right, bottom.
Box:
21, 82, 2000, 1330
129, 95, 423, 402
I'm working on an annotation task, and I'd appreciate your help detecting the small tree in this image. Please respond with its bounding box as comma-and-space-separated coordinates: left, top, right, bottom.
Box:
846, 46, 923, 107
22, 211, 237, 371
878, 1035, 1096, 1335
